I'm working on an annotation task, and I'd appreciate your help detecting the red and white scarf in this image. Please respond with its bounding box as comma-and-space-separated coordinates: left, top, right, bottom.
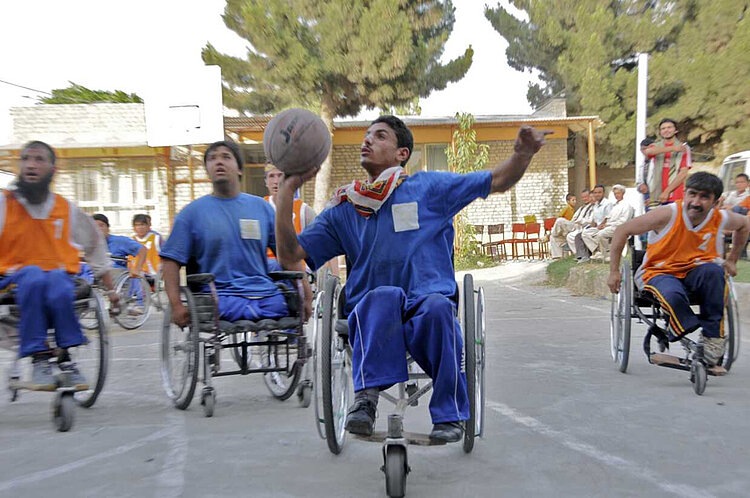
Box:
327, 166, 408, 218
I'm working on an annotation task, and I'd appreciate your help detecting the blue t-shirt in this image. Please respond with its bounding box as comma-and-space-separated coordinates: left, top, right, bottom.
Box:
107, 234, 143, 269
160, 194, 279, 297
298, 171, 492, 314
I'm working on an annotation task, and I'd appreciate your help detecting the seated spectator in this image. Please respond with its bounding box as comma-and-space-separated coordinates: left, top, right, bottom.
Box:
558, 193, 577, 221
569, 184, 611, 263
549, 189, 593, 259
721, 173, 749, 214
582, 185, 634, 261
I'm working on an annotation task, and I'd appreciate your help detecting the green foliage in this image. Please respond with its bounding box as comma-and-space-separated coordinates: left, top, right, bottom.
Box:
546, 256, 578, 287
485, 0, 750, 167
735, 260, 750, 284
381, 97, 422, 116
40, 82, 142, 104
447, 113, 491, 261
203, 0, 472, 116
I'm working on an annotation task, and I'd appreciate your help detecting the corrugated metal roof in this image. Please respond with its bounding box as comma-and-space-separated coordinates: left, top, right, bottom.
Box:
9, 103, 147, 148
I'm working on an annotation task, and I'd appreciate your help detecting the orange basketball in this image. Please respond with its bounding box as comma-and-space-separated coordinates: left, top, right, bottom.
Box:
263, 108, 331, 175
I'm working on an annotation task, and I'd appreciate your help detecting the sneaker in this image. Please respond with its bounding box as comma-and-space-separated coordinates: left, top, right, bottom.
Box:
429, 421, 464, 443
701, 335, 725, 367
345, 398, 377, 436
577, 257, 591, 264
58, 361, 89, 390
29, 358, 57, 391
128, 305, 145, 316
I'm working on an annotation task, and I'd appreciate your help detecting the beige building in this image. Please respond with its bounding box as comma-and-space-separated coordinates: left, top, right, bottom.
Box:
1, 99, 601, 236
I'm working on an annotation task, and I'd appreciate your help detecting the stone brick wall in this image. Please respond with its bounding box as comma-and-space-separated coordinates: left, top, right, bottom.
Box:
464, 139, 569, 228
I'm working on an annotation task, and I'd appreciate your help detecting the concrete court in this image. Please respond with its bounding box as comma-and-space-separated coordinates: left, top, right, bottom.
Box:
0, 277, 749, 498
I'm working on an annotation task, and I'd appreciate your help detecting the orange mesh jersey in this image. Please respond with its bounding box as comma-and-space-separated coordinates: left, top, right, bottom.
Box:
132, 231, 162, 274
0, 190, 81, 274
265, 196, 303, 260
636, 201, 727, 287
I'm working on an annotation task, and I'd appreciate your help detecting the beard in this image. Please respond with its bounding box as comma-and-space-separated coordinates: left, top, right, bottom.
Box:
15, 172, 54, 204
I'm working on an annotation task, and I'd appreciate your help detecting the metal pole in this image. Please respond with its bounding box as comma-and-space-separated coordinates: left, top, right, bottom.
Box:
635, 54, 648, 202
587, 120, 597, 187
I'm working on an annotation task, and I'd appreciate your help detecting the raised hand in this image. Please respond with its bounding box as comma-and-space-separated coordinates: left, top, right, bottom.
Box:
514, 126, 553, 156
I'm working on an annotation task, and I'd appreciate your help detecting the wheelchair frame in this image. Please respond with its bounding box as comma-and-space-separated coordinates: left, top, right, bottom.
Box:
610, 240, 740, 395
311, 273, 486, 498
0, 279, 110, 431
160, 271, 312, 417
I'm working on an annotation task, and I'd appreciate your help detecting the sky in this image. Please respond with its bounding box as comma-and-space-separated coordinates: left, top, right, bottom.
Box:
0, 0, 537, 146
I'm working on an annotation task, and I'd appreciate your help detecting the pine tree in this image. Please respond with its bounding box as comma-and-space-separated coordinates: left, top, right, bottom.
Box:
485, 1, 749, 167
40, 82, 142, 104
203, 0, 472, 210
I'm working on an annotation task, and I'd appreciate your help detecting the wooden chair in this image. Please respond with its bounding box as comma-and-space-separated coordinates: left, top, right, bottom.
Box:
523, 222, 542, 259
503, 223, 527, 259
539, 218, 556, 259
482, 224, 506, 260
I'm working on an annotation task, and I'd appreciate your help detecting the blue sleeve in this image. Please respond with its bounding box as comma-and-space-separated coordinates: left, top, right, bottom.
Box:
160, 210, 193, 265
297, 208, 344, 271
430, 171, 492, 218
265, 204, 277, 256
125, 238, 143, 256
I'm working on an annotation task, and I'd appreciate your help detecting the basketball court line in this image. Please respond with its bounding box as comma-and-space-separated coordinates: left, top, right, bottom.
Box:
487, 400, 715, 498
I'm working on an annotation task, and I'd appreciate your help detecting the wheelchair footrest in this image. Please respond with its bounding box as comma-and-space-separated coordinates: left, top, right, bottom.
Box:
649, 353, 689, 371
352, 431, 446, 446
708, 366, 727, 376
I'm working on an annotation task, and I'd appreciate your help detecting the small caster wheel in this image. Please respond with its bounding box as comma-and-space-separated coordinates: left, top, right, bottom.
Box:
201, 387, 216, 417
383, 445, 409, 498
53, 392, 75, 432
692, 362, 707, 396
297, 382, 312, 408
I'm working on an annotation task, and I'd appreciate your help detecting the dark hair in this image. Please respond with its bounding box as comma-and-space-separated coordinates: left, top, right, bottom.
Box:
685, 172, 723, 200
204, 140, 244, 175
93, 213, 109, 226
658, 118, 678, 128
565, 193, 575, 201
593, 184, 606, 192
370, 115, 413, 166
132, 214, 150, 225
640, 137, 654, 147
21, 140, 56, 165
736, 173, 749, 182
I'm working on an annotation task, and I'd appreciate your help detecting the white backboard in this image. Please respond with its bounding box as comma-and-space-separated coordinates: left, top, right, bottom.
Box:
144, 65, 224, 147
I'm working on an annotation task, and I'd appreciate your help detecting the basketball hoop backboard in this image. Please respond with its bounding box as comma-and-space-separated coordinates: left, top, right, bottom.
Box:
144, 65, 224, 147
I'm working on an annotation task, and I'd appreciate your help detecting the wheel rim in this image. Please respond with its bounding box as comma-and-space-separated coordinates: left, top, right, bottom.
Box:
73, 292, 108, 406
331, 339, 350, 445
161, 298, 193, 401
476, 288, 486, 437
114, 274, 152, 329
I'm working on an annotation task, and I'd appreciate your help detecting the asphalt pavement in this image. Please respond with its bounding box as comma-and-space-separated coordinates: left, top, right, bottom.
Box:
1, 277, 749, 498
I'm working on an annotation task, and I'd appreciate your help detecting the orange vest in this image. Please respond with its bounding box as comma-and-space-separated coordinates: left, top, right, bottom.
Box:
0, 190, 80, 274
132, 231, 162, 274
637, 201, 726, 285
265, 196, 304, 259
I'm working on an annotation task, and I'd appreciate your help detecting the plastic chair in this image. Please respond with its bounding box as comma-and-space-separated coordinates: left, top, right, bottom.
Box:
539, 218, 556, 258
503, 223, 527, 259
523, 222, 541, 259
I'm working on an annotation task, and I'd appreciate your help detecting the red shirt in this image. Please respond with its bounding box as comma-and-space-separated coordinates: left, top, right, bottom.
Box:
648, 141, 691, 202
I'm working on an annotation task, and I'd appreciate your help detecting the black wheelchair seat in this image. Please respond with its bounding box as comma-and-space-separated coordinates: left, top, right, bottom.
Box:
218, 316, 300, 334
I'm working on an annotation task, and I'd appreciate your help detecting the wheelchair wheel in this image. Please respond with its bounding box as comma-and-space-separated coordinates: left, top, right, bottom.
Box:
53, 392, 75, 432
161, 288, 199, 410
261, 336, 301, 401
462, 274, 478, 454
720, 278, 740, 371
384, 445, 408, 498
691, 362, 707, 395
610, 259, 632, 373
475, 287, 486, 437
73, 290, 109, 408
321, 275, 351, 455
113, 272, 152, 330
311, 291, 328, 440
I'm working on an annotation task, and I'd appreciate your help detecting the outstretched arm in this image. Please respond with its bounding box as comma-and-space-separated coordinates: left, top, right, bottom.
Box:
607, 207, 673, 293
490, 126, 552, 193
722, 212, 750, 277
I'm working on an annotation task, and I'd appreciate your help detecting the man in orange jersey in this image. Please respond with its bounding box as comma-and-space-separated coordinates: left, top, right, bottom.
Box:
132, 213, 163, 276
608, 172, 749, 366
0, 141, 119, 390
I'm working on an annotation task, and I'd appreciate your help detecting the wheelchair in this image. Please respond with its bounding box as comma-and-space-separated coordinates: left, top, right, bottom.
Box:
310, 273, 486, 498
160, 271, 312, 417
106, 256, 153, 330
610, 239, 740, 395
0, 277, 110, 431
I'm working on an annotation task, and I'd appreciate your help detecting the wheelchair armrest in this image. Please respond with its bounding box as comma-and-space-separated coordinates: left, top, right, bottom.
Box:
186, 273, 215, 286
268, 271, 304, 281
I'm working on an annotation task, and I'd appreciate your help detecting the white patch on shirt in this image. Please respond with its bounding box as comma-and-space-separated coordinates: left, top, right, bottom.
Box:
239, 219, 261, 240
392, 202, 419, 232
